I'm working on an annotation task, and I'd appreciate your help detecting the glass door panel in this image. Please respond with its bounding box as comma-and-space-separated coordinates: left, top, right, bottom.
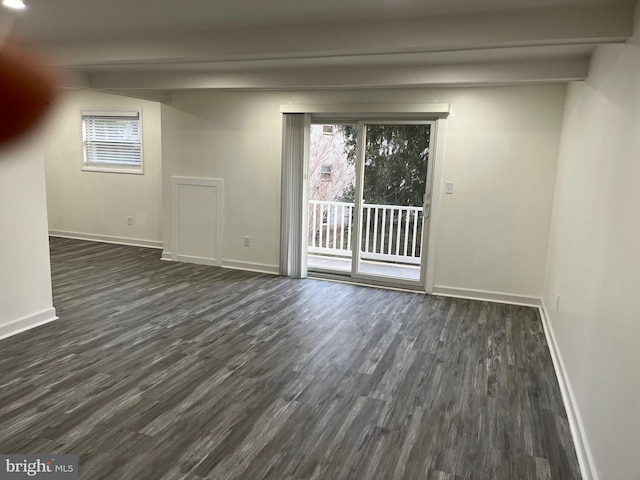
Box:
355, 123, 431, 284
306, 123, 357, 274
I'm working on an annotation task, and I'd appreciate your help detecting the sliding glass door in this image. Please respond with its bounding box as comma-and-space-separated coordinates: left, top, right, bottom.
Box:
307, 120, 434, 290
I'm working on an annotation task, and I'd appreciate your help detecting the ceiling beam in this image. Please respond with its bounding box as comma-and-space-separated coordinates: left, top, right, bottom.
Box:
59, 69, 90, 89
87, 57, 590, 90
94, 89, 172, 103
44, 4, 632, 68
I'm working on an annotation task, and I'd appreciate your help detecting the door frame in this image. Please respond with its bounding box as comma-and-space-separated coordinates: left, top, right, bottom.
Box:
298, 109, 447, 294
351, 119, 436, 290
304, 114, 445, 293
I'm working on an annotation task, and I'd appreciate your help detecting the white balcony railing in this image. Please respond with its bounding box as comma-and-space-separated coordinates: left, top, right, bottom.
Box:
308, 200, 423, 265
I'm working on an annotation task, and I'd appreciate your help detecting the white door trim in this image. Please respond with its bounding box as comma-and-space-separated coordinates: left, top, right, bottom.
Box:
171, 176, 224, 266
280, 103, 450, 115
424, 117, 447, 294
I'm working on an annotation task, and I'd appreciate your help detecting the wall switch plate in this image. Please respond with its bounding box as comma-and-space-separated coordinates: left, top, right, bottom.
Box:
244, 236, 251, 247
445, 182, 454, 194
127, 216, 133, 226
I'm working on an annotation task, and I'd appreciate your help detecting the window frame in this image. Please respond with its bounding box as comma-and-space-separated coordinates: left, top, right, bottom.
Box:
320, 163, 333, 181
322, 124, 334, 135
81, 109, 144, 175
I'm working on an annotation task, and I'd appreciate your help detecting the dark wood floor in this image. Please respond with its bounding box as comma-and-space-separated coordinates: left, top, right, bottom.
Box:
0, 237, 581, 479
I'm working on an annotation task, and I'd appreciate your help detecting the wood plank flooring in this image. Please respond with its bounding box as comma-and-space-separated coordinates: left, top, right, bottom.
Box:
0, 237, 581, 479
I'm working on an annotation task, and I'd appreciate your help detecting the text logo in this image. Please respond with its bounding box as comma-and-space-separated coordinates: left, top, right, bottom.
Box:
0, 455, 78, 480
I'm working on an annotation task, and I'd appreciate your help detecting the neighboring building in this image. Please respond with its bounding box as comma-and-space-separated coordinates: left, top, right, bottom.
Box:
308, 124, 355, 203
308, 124, 356, 249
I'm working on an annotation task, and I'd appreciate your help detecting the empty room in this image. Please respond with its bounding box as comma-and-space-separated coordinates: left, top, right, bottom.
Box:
1, 0, 639, 479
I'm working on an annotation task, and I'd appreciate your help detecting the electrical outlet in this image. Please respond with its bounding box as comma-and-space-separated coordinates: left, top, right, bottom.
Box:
556, 294, 560, 311
127, 216, 133, 226
244, 236, 251, 247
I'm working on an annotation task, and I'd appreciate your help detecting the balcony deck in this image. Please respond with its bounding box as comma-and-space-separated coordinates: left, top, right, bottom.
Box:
308, 254, 420, 282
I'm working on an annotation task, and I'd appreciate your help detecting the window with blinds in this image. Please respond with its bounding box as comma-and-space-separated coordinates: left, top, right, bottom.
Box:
82, 110, 143, 173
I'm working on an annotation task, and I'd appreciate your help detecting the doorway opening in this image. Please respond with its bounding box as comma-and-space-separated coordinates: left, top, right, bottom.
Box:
307, 120, 434, 290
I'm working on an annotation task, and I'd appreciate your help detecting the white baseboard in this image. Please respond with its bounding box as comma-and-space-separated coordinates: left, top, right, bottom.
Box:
161, 253, 278, 275
538, 301, 598, 480
432, 285, 542, 307
0, 307, 58, 341
173, 254, 222, 267
222, 259, 279, 275
49, 230, 163, 249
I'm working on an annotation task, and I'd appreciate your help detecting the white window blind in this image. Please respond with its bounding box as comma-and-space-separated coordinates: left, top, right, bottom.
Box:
82, 111, 142, 170
280, 113, 309, 278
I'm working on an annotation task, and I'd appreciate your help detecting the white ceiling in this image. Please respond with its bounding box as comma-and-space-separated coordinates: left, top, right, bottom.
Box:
12, 0, 632, 40
5, 0, 636, 95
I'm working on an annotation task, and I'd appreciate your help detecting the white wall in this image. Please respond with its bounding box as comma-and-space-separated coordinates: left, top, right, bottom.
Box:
44, 89, 163, 247
161, 95, 283, 271
162, 85, 565, 295
543, 20, 640, 480
0, 134, 56, 338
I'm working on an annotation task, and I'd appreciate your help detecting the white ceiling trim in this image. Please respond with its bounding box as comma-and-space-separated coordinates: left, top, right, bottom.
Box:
279, 103, 450, 115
